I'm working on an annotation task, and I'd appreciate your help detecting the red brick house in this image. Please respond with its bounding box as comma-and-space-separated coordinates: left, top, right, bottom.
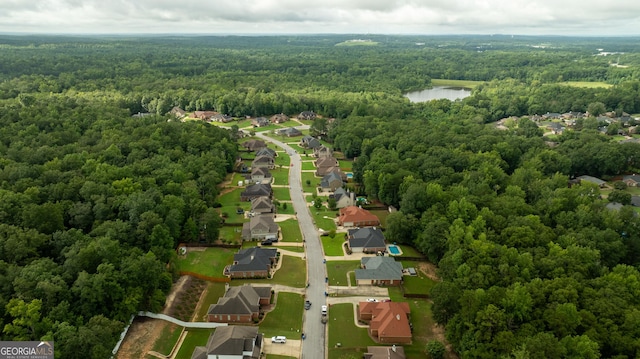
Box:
358, 302, 412, 344
337, 206, 380, 227
207, 284, 271, 323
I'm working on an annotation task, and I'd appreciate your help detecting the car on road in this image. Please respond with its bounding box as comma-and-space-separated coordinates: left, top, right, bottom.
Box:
321, 305, 327, 315
366, 298, 377, 302
271, 336, 287, 344
304, 300, 312, 310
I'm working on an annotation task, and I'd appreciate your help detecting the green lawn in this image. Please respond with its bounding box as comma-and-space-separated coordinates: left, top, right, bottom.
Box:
322, 235, 346, 256
273, 187, 292, 201
311, 208, 338, 232
275, 202, 295, 215
301, 161, 316, 170
560, 81, 613, 89
368, 209, 390, 228
286, 143, 305, 152
278, 219, 303, 242
175, 329, 212, 359
194, 282, 227, 321
326, 260, 360, 286
274, 153, 291, 167
327, 303, 376, 359
431, 78, 483, 89
217, 187, 245, 207
267, 355, 297, 359
271, 168, 290, 185
397, 245, 424, 257
150, 323, 182, 355
175, 247, 236, 278
277, 246, 305, 253
387, 287, 437, 358
218, 225, 243, 244
338, 160, 352, 172
232, 255, 306, 288
301, 172, 320, 188
401, 273, 437, 295
259, 292, 304, 338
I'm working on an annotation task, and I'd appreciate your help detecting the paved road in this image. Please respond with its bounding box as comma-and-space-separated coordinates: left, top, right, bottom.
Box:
256, 131, 326, 359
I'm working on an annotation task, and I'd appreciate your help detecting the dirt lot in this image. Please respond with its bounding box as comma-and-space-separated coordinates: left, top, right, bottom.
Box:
115, 276, 202, 359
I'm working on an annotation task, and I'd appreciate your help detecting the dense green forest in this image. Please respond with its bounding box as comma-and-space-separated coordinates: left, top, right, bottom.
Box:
1, 34, 640, 358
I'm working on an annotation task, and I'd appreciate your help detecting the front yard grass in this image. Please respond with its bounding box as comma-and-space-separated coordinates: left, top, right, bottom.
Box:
301, 161, 316, 170
275, 202, 295, 215
310, 207, 338, 232
322, 235, 346, 256
277, 245, 305, 253
273, 186, 292, 201
232, 255, 306, 288
327, 303, 376, 359
274, 153, 290, 167
326, 260, 360, 286
175, 247, 236, 278
287, 143, 305, 152
278, 218, 303, 242
271, 168, 290, 185
175, 329, 212, 359
301, 172, 320, 188
259, 292, 304, 338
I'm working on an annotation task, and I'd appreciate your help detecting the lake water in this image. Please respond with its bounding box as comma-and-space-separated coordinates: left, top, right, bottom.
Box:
404, 86, 471, 103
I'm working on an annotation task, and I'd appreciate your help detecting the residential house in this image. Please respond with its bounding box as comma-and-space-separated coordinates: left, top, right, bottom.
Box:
132, 112, 153, 118
364, 346, 406, 359
347, 227, 386, 254
242, 140, 267, 152
301, 135, 322, 149
225, 247, 278, 279
297, 111, 317, 120
355, 257, 403, 286
250, 196, 275, 214
212, 113, 234, 123
245, 167, 272, 185
548, 122, 565, 135
316, 166, 343, 178
337, 206, 381, 227
255, 147, 277, 158
169, 106, 187, 119
207, 284, 271, 323
241, 214, 279, 241
191, 325, 262, 359
577, 175, 608, 188
240, 184, 272, 201
358, 302, 412, 344
252, 117, 270, 127
320, 171, 343, 192
315, 157, 341, 177
315, 156, 339, 168
623, 174, 640, 187
194, 111, 217, 121
542, 112, 561, 120
331, 187, 356, 208
313, 145, 333, 158
270, 113, 289, 124
251, 155, 275, 170
631, 196, 640, 207
278, 127, 302, 137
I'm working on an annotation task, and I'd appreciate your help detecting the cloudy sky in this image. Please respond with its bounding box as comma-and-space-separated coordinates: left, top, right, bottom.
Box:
2, 0, 640, 36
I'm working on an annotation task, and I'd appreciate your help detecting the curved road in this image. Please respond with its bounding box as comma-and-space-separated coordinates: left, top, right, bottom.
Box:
256, 131, 326, 359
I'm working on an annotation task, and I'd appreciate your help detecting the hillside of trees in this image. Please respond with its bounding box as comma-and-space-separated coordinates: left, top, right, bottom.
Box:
1, 34, 640, 358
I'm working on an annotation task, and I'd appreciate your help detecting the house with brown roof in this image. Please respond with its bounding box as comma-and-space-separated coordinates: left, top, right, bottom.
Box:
364, 346, 406, 359
225, 247, 278, 279
242, 139, 267, 152
191, 325, 262, 359
169, 106, 187, 119
298, 111, 317, 120
270, 113, 289, 124
337, 206, 380, 227
623, 174, 640, 187
194, 111, 217, 121
252, 117, 270, 127
212, 113, 234, 123
314, 145, 333, 158
355, 257, 403, 286
241, 214, 279, 241
320, 171, 343, 192
207, 284, 271, 323
277, 127, 302, 137
358, 302, 412, 344
250, 196, 275, 214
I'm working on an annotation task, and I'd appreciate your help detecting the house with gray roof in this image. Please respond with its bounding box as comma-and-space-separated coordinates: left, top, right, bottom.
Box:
278, 127, 302, 137
301, 135, 322, 149
251, 154, 275, 170
226, 247, 278, 279
240, 183, 272, 201
270, 113, 289, 124
245, 167, 272, 185
331, 187, 356, 208
207, 284, 271, 323
255, 147, 277, 158
252, 117, 270, 127
191, 326, 262, 359
250, 196, 275, 214
242, 139, 267, 152
577, 175, 608, 188
320, 171, 343, 192
623, 174, 640, 187
212, 113, 234, 123
242, 214, 279, 241
297, 111, 317, 120
347, 227, 386, 254
355, 257, 403, 286
313, 145, 333, 158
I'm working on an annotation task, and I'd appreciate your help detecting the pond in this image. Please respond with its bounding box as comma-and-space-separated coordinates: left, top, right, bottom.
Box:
404, 86, 471, 103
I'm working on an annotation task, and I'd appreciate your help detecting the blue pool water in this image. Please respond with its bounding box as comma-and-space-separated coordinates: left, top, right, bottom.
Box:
346, 173, 353, 179
388, 245, 400, 255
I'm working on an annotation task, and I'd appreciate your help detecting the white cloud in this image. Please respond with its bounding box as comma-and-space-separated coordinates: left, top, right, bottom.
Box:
1, 0, 640, 35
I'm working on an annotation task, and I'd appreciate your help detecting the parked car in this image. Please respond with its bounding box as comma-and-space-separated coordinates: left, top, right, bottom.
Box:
261, 239, 273, 245
271, 336, 287, 344
381, 299, 392, 302
304, 300, 312, 310
366, 298, 377, 302
321, 305, 328, 315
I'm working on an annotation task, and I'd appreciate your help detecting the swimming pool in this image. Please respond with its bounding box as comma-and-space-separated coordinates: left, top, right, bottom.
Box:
388, 245, 401, 255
